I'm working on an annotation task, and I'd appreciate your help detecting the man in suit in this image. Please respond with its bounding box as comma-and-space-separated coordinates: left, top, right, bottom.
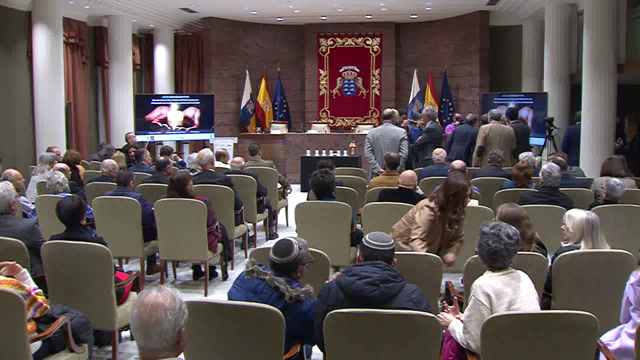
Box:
446, 114, 478, 165
508, 107, 531, 157
519, 163, 573, 210
142, 156, 171, 185
561, 113, 581, 167
548, 155, 588, 189
418, 148, 449, 182
0, 181, 46, 276
411, 107, 442, 168
105, 171, 161, 274
0, 169, 36, 219
129, 148, 156, 175
246, 143, 291, 197
472, 150, 511, 179
87, 159, 118, 184
159, 145, 186, 169
474, 109, 517, 167
378, 170, 425, 205
365, 108, 409, 178
368, 152, 401, 190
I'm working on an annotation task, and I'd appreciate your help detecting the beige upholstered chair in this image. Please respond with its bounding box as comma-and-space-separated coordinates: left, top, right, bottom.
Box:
250, 247, 331, 297
79, 160, 90, 170
479, 311, 600, 360
193, 184, 248, 265
134, 183, 167, 204
36, 181, 50, 196
34, 195, 64, 240
620, 188, 640, 206
41, 241, 139, 360
471, 177, 508, 209
522, 205, 566, 253
246, 167, 289, 230
228, 174, 269, 241
0, 236, 29, 269
270, 122, 289, 134
364, 186, 396, 204
335, 167, 367, 180
418, 177, 446, 198
335, 186, 359, 220
577, 177, 595, 189
85, 182, 116, 206
492, 188, 536, 211
214, 167, 230, 174
560, 188, 595, 209
82, 170, 101, 185
593, 204, 640, 259
132, 172, 151, 187
361, 202, 413, 235
502, 167, 513, 173
466, 167, 479, 182
93, 196, 159, 290
310, 123, 330, 133
335, 175, 368, 210
394, 252, 443, 314
89, 161, 102, 171
449, 205, 494, 273
552, 249, 636, 335
185, 300, 289, 360
324, 309, 441, 360
295, 201, 354, 267
155, 198, 225, 296
0, 288, 88, 360
632, 177, 640, 189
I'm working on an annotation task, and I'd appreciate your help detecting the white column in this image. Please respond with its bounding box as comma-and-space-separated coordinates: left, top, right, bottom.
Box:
32, 0, 66, 155
108, 15, 134, 149
543, 2, 573, 136
522, 20, 544, 92
580, 0, 617, 177
153, 27, 178, 154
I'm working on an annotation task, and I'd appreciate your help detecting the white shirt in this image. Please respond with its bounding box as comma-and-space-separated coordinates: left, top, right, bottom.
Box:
215, 161, 230, 169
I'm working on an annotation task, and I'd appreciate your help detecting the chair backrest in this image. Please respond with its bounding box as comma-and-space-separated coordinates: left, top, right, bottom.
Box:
214, 167, 230, 174
324, 309, 441, 360
466, 167, 479, 181
480, 311, 599, 360
335, 175, 368, 209
521, 205, 566, 253
42, 241, 118, 331
295, 201, 352, 267
560, 188, 595, 209
492, 188, 536, 211
552, 249, 636, 334
335, 167, 367, 180
227, 174, 259, 222
89, 161, 102, 171
620, 188, 640, 206
0, 236, 29, 270
34, 195, 65, 240
418, 177, 446, 198
185, 300, 284, 360
0, 288, 32, 360
335, 186, 359, 219
246, 167, 280, 215
85, 182, 116, 206
449, 205, 494, 273
250, 248, 331, 297
93, 196, 145, 258
82, 170, 101, 185
394, 252, 443, 314
135, 183, 168, 205
632, 177, 640, 189
36, 180, 49, 195
364, 187, 396, 204
592, 204, 640, 259
361, 202, 413, 235
155, 198, 209, 262
577, 177, 595, 189
80, 160, 90, 170
192, 184, 236, 239
470, 177, 508, 209
502, 167, 513, 173
462, 253, 549, 310
133, 172, 151, 187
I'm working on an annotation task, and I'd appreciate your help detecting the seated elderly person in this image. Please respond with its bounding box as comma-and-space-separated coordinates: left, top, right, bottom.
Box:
52, 162, 87, 202
159, 145, 186, 169
438, 221, 540, 356
592, 155, 638, 200
25, 152, 57, 203
186, 152, 201, 175
90, 142, 116, 162
129, 148, 156, 175
519, 151, 539, 176
215, 148, 231, 170
519, 163, 574, 210
378, 170, 425, 205
142, 156, 172, 185
87, 159, 118, 184
368, 152, 401, 190
472, 150, 511, 179
588, 177, 626, 210
46, 171, 94, 225
418, 148, 449, 182
549, 155, 588, 189
0, 169, 36, 219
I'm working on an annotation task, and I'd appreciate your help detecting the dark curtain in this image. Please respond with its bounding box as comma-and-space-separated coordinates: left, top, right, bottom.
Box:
94, 26, 110, 143
143, 34, 154, 93
175, 32, 205, 152
132, 34, 142, 93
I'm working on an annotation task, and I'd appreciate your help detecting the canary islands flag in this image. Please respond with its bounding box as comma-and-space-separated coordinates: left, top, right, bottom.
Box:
438, 70, 456, 129
407, 70, 424, 121
272, 70, 291, 130
424, 69, 439, 115
240, 70, 257, 132
256, 68, 274, 129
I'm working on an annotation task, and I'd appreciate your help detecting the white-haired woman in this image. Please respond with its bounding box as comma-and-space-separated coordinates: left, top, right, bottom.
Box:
25, 152, 57, 203
44, 171, 95, 226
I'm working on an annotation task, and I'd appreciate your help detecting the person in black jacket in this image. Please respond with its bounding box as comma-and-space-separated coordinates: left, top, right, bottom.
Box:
411, 107, 443, 168
314, 232, 432, 352
519, 163, 574, 210
49, 195, 107, 246
128, 149, 156, 175
418, 148, 449, 182
472, 150, 511, 179
87, 159, 118, 184
378, 170, 425, 205
446, 113, 478, 165
52, 163, 87, 203
507, 107, 531, 157
548, 155, 588, 189
617, 114, 640, 177
141, 156, 171, 185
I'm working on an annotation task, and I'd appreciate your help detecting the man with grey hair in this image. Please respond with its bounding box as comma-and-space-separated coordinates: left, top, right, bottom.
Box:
25, 152, 57, 202
0, 181, 46, 275
418, 148, 449, 181
87, 159, 118, 184
519, 152, 539, 176
519, 163, 573, 210
365, 108, 409, 178
473, 108, 516, 168
411, 106, 443, 168
472, 150, 510, 179
130, 285, 187, 360
129, 148, 156, 175
185, 153, 201, 175
0, 169, 36, 219
588, 178, 626, 210
46, 171, 95, 225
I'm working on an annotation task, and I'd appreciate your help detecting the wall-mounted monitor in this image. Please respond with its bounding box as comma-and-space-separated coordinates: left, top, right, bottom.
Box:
481, 92, 548, 146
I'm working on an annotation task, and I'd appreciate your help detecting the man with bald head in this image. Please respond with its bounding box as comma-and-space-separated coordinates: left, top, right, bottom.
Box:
378, 170, 425, 205
0, 169, 36, 219
418, 148, 449, 182
368, 152, 401, 189
87, 159, 118, 184
52, 163, 87, 201
365, 108, 409, 178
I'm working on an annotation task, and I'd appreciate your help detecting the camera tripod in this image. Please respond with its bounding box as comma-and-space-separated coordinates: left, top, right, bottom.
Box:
544, 126, 559, 157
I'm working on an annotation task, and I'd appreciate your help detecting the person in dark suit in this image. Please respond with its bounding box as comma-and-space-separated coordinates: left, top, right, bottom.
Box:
472, 150, 511, 179
0, 181, 46, 276
418, 148, 449, 182
49, 195, 107, 246
548, 155, 588, 189
378, 170, 425, 205
87, 159, 118, 184
128, 148, 156, 175
105, 171, 161, 274
141, 156, 171, 185
159, 145, 186, 169
411, 107, 443, 168
617, 114, 640, 177
561, 113, 581, 167
446, 113, 478, 165
519, 163, 573, 210
588, 177, 625, 210
507, 107, 531, 157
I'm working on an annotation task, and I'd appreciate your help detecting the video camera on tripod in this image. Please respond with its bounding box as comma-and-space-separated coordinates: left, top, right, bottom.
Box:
544, 116, 559, 153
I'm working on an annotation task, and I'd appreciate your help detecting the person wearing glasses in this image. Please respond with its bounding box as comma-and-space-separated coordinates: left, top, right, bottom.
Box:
228, 237, 315, 358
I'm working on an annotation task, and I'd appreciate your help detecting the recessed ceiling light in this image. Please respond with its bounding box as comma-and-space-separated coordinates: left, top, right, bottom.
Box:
276, 17, 284, 22
189, 4, 198, 7
288, 5, 293, 8
84, 5, 90, 8
251, 10, 258, 14
381, 8, 387, 11
337, 8, 343, 11
149, 24, 155, 27
68, 1, 74, 3
365, 15, 373, 19
294, 9, 300, 13
320, 15, 328, 20
379, 3, 385, 6
425, 7, 432, 10
132, 19, 137, 22
410, 14, 418, 19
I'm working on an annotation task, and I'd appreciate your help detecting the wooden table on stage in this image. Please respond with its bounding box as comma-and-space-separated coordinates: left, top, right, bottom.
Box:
237, 133, 369, 184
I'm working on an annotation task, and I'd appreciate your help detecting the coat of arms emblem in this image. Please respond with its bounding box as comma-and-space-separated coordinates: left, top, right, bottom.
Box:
332, 66, 368, 99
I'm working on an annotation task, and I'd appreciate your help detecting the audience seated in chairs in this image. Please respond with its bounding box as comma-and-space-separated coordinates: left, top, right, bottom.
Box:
228, 237, 315, 358
52, 162, 87, 202
378, 170, 425, 205
25, 152, 57, 203
186, 152, 201, 175
368, 152, 401, 190
310, 168, 363, 247
495, 203, 548, 257
142, 156, 172, 185
589, 178, 626, 210
160, 145, 186, 169
591, 155, 638, 200
215, 148, 231, 170
130, 285, 187, 360
90, 142, 116, 162
549, 151, 586, 178
129, 149, 156, 175
391, 172, 470, 266
438, 221, 540, 356
46, 171, 94, 226
418, 148, 449, 182
61, 150, 85, 191
49, 195, 105, 246
542, 209, 610, 309
314, 232, 432, 353
519, 163, 574, 210
433, 161, 480, 193
166, 171, 230, 281
519, 151, 540, 176
87, 159, 118, 184
247, 142, 292, 198
1, 169, 36, 219
500, 160, 536, 190
472, 149, 511, 179
45, 145, 63, 163
548, 155, 588, 189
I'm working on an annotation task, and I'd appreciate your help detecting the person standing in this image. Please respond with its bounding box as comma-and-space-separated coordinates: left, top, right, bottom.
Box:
365, 108, 409, 178
561, 113, 582, 167
447, 114, 478, 166
473, 109, 516, 167
411, 107, 443, 168
507, 107, 531, 157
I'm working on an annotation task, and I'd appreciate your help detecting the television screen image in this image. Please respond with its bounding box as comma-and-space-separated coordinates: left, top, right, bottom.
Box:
134, 94, 215, 142
481, 92, 548, 146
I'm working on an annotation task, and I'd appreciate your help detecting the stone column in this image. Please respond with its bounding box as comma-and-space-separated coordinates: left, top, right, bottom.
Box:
153, 26, 178, 155
107, 15, 134, 149
522, 19, 544, 92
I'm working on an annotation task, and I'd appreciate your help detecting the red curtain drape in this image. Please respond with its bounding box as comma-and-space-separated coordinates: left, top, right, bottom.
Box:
63, 18, 90, 158
94, 26, 111, 144
175, 32, 205, 151
143, 34, 154, 93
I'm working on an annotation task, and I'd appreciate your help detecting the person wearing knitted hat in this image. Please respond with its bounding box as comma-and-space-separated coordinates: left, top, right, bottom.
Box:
228, 237, 315, 357
314, 232, 432, 353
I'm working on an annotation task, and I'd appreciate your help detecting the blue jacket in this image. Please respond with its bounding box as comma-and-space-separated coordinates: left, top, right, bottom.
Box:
418, 163, 449, 182
104, 186, 157, 241
128, 163, 156, 175
446, 123, 477, 165
561, 123, 581, 167
228, 260, 316, 353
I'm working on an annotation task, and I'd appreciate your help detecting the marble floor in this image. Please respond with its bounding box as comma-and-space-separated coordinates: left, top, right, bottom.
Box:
93, 185, 462, 360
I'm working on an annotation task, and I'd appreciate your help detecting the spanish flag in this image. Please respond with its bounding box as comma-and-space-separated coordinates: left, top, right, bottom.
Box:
424, 69, 439, 114
256, 68, 274, 129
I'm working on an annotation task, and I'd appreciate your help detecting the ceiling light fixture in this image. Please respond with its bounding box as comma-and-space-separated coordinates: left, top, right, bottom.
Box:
337, 8, 343, 11
294, 9, 300, 13
132, 19, 137, 22
84, 5, 90, 8
189, 4, 198, 7
276, 17, 284, 22
425, 7, 432, 10
365, 15, 373, 19
320, 15, 328, 20
381, 8, 387, 11
149, 24, 155, 27
68, 1, 74, 3
410, 14, 418, 19
251, 10, 258, 14
379, 3, 385, 6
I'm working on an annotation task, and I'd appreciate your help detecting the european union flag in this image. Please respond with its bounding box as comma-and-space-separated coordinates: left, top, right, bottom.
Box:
438, 70, 456, 130
272, 70, 291, 130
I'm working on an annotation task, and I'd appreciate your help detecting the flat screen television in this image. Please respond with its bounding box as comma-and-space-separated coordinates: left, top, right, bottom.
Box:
481, 92, 548, 146
134, 94, 215, 142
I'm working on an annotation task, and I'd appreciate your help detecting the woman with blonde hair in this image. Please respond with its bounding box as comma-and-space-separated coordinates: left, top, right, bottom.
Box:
496, 203, 547, 257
